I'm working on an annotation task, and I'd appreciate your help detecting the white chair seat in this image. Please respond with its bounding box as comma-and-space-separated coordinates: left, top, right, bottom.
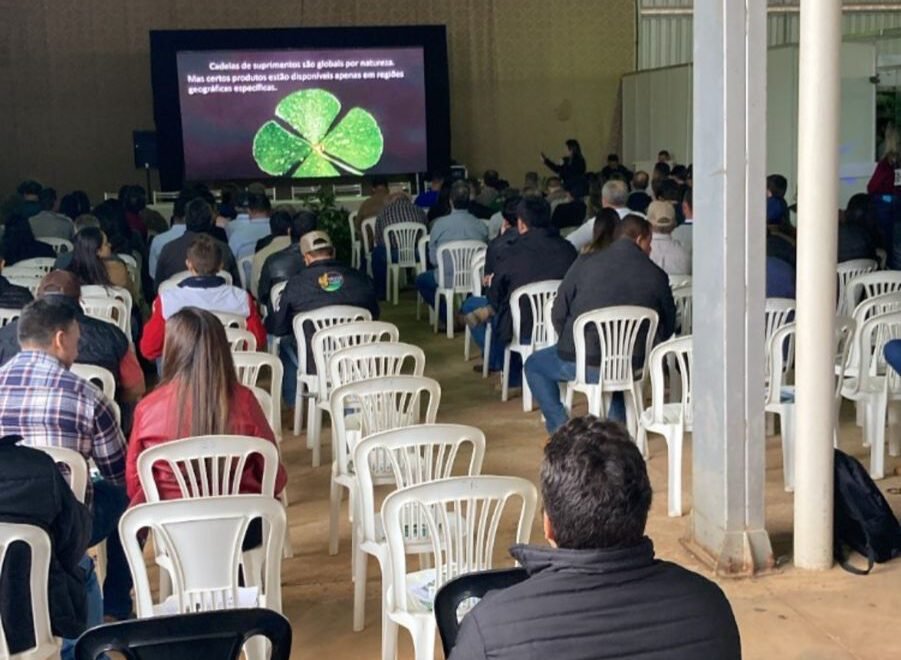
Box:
639, 403, 690, 429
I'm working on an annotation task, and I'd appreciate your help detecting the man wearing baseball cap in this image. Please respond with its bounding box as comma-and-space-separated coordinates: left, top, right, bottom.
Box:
646, 200, 690, 276
267, 230, 379, 404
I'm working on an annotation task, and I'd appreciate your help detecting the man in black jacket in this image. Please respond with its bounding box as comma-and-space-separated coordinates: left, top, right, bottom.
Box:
0, 243, 34, 309
0, 434, 95, 655
450, 417, 741, 660
267, 230, 379, 404
257, 210, 317, 310
525, 215, 676, 433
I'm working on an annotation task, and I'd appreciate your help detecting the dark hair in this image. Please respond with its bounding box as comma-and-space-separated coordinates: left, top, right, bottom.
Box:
91, 199, 129, 253
173, 194, 191, 221
185, 198, 214, 233
565, 139, 582, 157
501, 195, 522, 225
220, 183, 241, 206
68, 227, 112, 286
658, 149, 671, 159
682, 186, 693, 209
766, 174, 788, 199
845, 193, 870, 226
587, 208, 619, 253
269, 209, 293, 235
607, 153, 620, 163
516, 196, 551, 229
186, 234, 223, 275
17, 298, 78, 348
291, 210, 318, 242
16, 180, 42, 197
670, 165, 688, 181
1, 212, 40, 258
614, 214, 652, 242
652, 161, 671, 180
483, 169, 500, 188
450, 181, 470, 210
541, 416, 652, 549
247, 192, 271, 214
59, 191, 91, 220
632, 171, 649, 190
38, 187, 57, 211
370, 176, 389, 190
122, 185, 146, 213
656, 178, 683, 203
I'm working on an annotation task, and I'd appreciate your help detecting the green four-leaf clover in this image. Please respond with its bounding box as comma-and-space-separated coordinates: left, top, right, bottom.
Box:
252, 89, 384, 177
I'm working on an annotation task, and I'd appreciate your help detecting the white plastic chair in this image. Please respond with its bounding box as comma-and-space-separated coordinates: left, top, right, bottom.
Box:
672, 283, 693, 335
328, 376, 441, 556
463, 253, 487, 363
764, 297, 796, 384
3, 274, 42, 296
70, 363, 116, 400
844, 270, 901, 321
39, 446, 88, 504
81, 285, 134, 337
212, 311, 246, 329
564, 306, 659, 439
348, 211, 361, 270
291, 305, 373, 465
836, 259, 878, 316
544, 296, 557, 344
637, 336, 692, 516
352, 424, 486, 633
668, 274, 692, 290
38, 237, 72, 255
384, 222, 427, 305
232, 352, 284, 442
328, 342, 426, 390
13, 258, 55, 274
0, 308, 21, 327
499, 280, 560, 410
434, 240, 486, 338
415, 234, 430, 321
846, 292, 901, 381
307, 321, 400, 461
238, 255, 254, 291
81, 297, 129, 334
360, 217, 377, 278
0, 523, 60, 659
226, 327, 257, 352
381, 476, 537, 660
266, 280, 289, 356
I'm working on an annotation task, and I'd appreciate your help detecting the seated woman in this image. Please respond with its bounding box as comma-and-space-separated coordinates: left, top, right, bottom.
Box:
67, 227, 138, 301
126, 307, 287, 510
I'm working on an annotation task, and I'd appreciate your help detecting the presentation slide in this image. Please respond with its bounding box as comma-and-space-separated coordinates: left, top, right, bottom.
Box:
176, 47, 427, 181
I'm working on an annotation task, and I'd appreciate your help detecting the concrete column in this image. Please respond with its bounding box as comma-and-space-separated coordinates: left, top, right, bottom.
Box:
793, 0, 842, 570
686, 0, 774, 575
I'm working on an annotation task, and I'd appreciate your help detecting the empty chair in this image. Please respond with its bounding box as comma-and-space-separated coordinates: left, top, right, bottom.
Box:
232, 352, 284, 441
843, 270, 901, 319
226, 327, 257, 352
384, 222, 428, 305
434, 241, 486, 338
0, 523, 59, 659
352, 424, 486, 632
764, 297, 796, 393
38, 237, 73, 255
836, 259, 878, 316
328, 342, 426, 389
328, 375, 441, 556
846, 291, 901, 378
381, 476, 537, 660
360, 217, 377, 277
564, 306, 659, 438
70, 363, 116, 400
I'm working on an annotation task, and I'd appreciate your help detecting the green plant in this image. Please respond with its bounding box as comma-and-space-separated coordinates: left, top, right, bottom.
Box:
306, 187, 352, 265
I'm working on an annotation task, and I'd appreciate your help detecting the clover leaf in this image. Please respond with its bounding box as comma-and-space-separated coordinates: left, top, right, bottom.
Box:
252, 89, 384, 177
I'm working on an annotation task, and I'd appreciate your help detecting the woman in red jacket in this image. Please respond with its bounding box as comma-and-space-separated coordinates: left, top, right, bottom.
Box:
126, 306, 287, 508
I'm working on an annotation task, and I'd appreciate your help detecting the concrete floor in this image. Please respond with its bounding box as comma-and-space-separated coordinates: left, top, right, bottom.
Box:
276, 293, 901, 660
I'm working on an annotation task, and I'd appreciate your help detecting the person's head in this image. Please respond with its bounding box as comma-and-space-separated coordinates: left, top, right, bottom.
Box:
220, 183, 241, 207
38, 187, 58, 212
565, 139, 582, 159
300, 230, 335, 265
606, 153, 620, 167
483, 169, 500, 189
429, 172, 445, 191
17, 298, 80, 368
586, 207, 619, 254
632, 171, 649, 191
657, 149, 671, 163
59, 191, 91, 220
122, 185, 146, 214
269, 209, 293, 236
185, 234, 223, 276
370, 176, 389, 193
69, 227, 112, 286
37, 270, 81, 300
646, 201, 676, 234
247, 192, 271, 218
546, 176, 563, 193
91, 199, 128, 251
682, 187, 693, 220
524, 171, 540, 189
844, 193, 870, 226
500, 195, 522, 232
766, 174, 788, 199
16, 180, 42, 201
541, 416, 652, 549
172, 194, 191, 225
601, 180, 629, 209
670, 165, 688, 184
290, 210, 318, 243
247, 182, 267, 197
614, 214, 653, 255
1, 211, 38, 248
450, 181, 471, 211
655, 178, 683, 204
651, 161, 671, 185
515, 196, 550, 234
185, 197, 214, 233
161, 307, 238, 437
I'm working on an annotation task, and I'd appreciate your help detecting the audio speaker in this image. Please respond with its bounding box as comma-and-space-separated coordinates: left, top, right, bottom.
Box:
133, 130, 158, 169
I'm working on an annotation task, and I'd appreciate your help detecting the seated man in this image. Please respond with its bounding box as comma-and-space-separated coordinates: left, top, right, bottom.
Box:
250, 208, 293, 295
228, 192, 272, 263
370, 192, 428, 300
647, 201, 691, 275
565, 180, 632, 252
28, 186, 74, 241
258, 210, 318, 311
0, 271, 145, 405
415, 181, 488, 319
672, 186, 694, 256
156, 197, 239, 285
0, 298, 132, 620
267, 230, 379, 404
141, 234, 266, 360
450, 416, 741, 660
356, 176, 390, 232
414, 171, 444, 209
464, 197, 576, 379
526, 215, 675, 433
0, 242, 35, 308
628, 170, 652, 214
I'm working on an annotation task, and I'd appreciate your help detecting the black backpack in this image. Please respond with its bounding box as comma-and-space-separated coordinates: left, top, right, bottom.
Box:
833, 449, 901, 574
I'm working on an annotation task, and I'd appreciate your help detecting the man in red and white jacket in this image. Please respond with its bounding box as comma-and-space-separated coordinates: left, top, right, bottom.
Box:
140, 234, 266, 360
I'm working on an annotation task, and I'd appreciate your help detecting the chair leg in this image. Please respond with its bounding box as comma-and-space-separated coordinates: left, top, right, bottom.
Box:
870, 395, 887, 480
432, 292, 441, 334
888, 401, 901, 457
636, 423, 649, 459
308, 404, 322, 467
765, 412, 776, 436
410, 620, 437, 660
329, 478, 342, 555
352, 539, 368, 631
464, 326, 471, 361
501, 348, 511, 401
624, 390, 639, 441
666, 426, 684, 517
482, 325, 492, 378
293, 381, 304, 436
393, 267, 400, 305
382, 612, 399, 660
445, 294, 454, 339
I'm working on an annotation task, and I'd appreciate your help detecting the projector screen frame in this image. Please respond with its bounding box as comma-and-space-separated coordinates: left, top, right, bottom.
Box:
150, 25, 450, 190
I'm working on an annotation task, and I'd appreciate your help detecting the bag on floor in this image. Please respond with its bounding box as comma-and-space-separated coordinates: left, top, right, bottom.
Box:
833, 449, 901, 574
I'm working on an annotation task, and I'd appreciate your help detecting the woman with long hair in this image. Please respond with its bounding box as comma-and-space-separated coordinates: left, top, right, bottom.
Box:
584, 207, 619, 254
125, 307, 287, 508
66, 227, 138, 299
541, 138, 588, 197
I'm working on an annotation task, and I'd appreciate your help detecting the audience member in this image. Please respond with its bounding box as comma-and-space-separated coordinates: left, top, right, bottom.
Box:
228, 192, 272, 261
58, 191, 91, 221
767, 256, 796, 299
526, 215, 675, 433
475, 169, 501, 208
29, 187, 74, 240
141, 234, 265, 360
155, 197, 239, 284
127, 307, 287, 511
121, 185, 148, 242
251, 208, 293, 295
651, 161, 671, 191
551, 194, 588, 230
672, 187, 694, 256
67, 227, 138, 303
415, 172, 445, 208
357, 176, 390, 231
450, 416, 741, 660
267, 231, 379, 403
486, 188, 521, 239
53, 214, 100, 270
583, 207, 619, 254
545, 177, 569, 207
258, 210, 317, 309
0, 212, 56, 265
370, 192, 428, 300
416, 181, 488, 319
542, 139, 587, 198
658, 149, 672, 164
867, 137, 899, 195
0, 242, 35, 308
838, 193, 877, 263
766, 174, 790, 227
149, 194, 189, 280
600, 153, 632, 182
655, 177, 686, 225
427, 183, 452, 224
647, 201, 690, 275
15, 180, 42, 219
0, 298, 132, 619
628, 170, 652, 214
217, 183, 242, 220
523, 171, 540, 190
566, 180, 631, 252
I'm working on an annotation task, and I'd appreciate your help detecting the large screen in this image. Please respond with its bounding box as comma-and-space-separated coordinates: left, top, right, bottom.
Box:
176, 47, 427, 181
150, 27, 450, 189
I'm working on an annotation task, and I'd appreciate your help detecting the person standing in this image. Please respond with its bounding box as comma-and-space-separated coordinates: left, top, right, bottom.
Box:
541, 139, 587, 198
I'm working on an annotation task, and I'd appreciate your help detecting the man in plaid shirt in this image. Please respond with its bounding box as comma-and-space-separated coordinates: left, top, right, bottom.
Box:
0, 298, 132, 619
370, 191, 428, 300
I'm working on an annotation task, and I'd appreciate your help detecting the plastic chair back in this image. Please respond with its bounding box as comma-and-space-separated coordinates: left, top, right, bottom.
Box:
647, 335, 693, 426
381, 476, 536, 614
434, 568, 528, 657
360, 217, 377, 273
137, 435, 279, 501
269, 281, 287, 312
510, 280, 560, 348
13, 258, 55, 273
291, 305, 373, 378
847, 291, 901, 374
469, 252, 486, 297
81, 285, 134, 336
3, 274, 42, 296
668, 274, 692, 290
836, 259, 878, 315
70, 363, 116, 400
328, 342, 426, 390
572, 306, 659, 389
38, 237, 73, 255
544, 296, 557, 344
212, 312, 246, 329
844, 270, 901, 319
312, 321, 399, 400
38, 446, 88, 504
119, 496, 285, 617
0, 523, 58, 658
672, 283, 692, 335
74, 608, 292, 660
226, 327, 257, 352
231, 352, 283, 438
834, 316, 856, 415
764, 297, 796, 380
857, 310, 901, 391
384, 222, 426, 268
766, 323, 795, 407
81, 297, 129, 334
436, 240, 485, 294
416, 234, 430, 274
0, 308, 22, 327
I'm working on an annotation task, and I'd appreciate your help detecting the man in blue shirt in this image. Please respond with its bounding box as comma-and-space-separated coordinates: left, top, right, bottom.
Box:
149, 194, 188, 281
228, 192, 272, 263
414, 172, 445, 208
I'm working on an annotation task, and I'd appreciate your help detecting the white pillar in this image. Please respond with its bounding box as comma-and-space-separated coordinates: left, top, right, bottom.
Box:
687, 0, 773, 575
793, 0, 842, 570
